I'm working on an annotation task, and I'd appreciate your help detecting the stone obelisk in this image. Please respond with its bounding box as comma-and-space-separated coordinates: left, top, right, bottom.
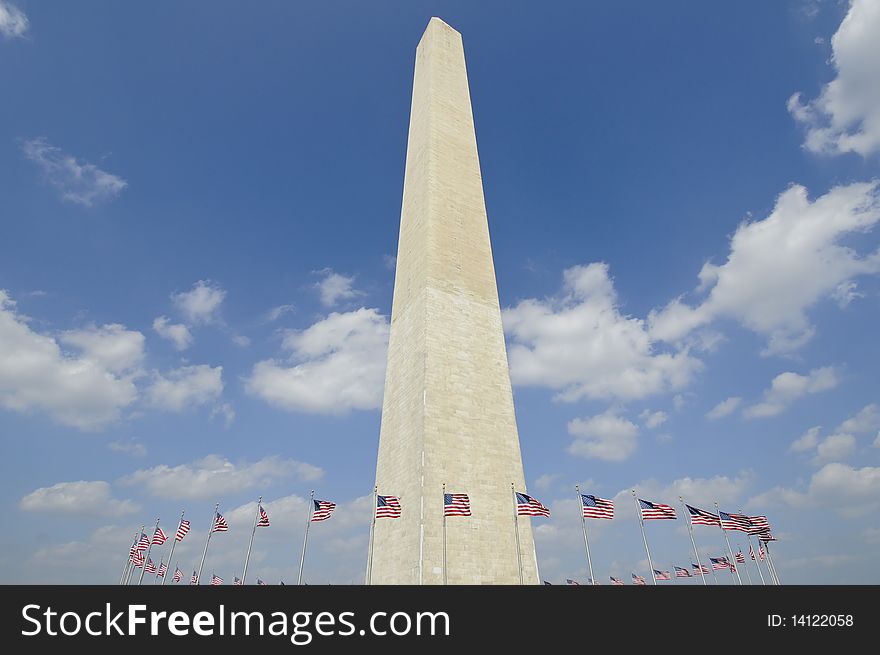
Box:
371, 17, 538, 585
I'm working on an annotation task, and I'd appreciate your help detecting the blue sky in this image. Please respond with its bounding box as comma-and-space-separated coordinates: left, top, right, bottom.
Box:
1, 0, 878, 585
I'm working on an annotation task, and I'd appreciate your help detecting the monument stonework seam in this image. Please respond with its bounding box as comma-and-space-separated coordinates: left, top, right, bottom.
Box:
371, 17, 539, 584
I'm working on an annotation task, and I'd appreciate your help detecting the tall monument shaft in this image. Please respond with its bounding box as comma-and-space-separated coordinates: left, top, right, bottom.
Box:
372, 18, 538, 585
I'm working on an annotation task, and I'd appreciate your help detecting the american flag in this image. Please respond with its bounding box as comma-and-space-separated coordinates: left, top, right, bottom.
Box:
211, 574, 223, 586
710, 557, 729, 571
515, 492, 551, 517
233, 576, 242, 586
257, 505, 270, 527
610, 576, 625, 586
444, 493, 471, 517
692, 563, 710, 575
654, 569, 672, 581
311, 500, 336, 522
675, 566, 691, 578
175, 519, 191, 542
132, 555, 144, 568
173, 567, 183, 583
719, 511, 752, 532
136, 533, 150, 551
129, 549, 144, 566
759, 544, 766, 560
212, 513, 229, 532
565, 578, 580, 585
376, 495, 402, 519
152, 527, 167, 545
758, 532, 777, 542
638, 498, 677, 520
145, 559, 157, 574
735, 550, 746, 564
632, 573, 647, 585
749, 544, 756, 560
190, 571, 198, 585
257, 579, 267, 586
748, 515, 771, 535
157, 562, 167, 578
580, 494, 614, 519
685, 504, 721, 526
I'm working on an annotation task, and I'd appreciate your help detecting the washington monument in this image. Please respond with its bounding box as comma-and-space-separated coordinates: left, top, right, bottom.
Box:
370, 18, 539, 584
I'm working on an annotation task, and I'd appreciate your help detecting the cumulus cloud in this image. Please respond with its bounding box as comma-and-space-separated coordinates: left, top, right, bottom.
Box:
743, 367, 839, 418
504, 263, 701, 402
145, 364, 223, 412
813, 433, 857, 464
263, 304, 295, 324
152, 316, 192, 350
639, 410, 668, 429
790, 425, 822, 453
120, 455, 323, 500
315, 270, 362, 308
706, 396, 742, 420
246, 307, 388, 414
837, 403, 880, 434
0, 1, 28, 38
20, 481, 138, 517
567, 408, 639, 462
20, 137, 127, 206
788, 0, 880, 156
108, 438, 147, 457
0, 291, 139, 430
648, 181, 880, 356
613, 471, 754, 520
171, 280, 225, 325
748, 463, 880, 518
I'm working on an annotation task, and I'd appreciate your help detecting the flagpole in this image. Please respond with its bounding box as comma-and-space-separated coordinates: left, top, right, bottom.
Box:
138, 517, 160, 586
365, 486, 377, 585
511, 483, 524, 585
119, 530, 138, 585
127, 524, 145, 585
678, 497, 707, 587
161, 510, 184, 587
714, 503, 742, 585
575, 486, 596, 586
241, 496, 262, 586
739, 546, 753, 585
709, 558, 719, 585
297, 490, 314, 585
197, 503, 219, 585
747, 535, 766, 585
442, 483, 448, 586
631, 490, 656, 585
764, 541, 781, 585
154, 558, 163, 585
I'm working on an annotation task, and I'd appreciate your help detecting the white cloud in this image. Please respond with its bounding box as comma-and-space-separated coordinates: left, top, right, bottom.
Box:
648, 181, 880, 356
639, 409, 668, 429
60, 324, 145, 374
315, 270, 362, 307
108, 438, 147, 457
788, 0, 880, 156
790, 425, 822, 452
534, 473, 562, 491
0, 290, 138, 430
145, 364, 223, 412
837, 403, 880, 434
743, 366, 838, 418
20, 481, 138, 517
813, 433, 856, 464
152, 316, 192, 350
211, 402, 235, 428
263, 304, 295, 323
246, 307, 388, 414
567, 408, 639, 462
20, 137, 127, 206
749, 463, 880, 518
706, 396, 741, 420
613, 471, 754, 520
120, 454, 323, 500
504, 263, 702, 402
231, 334, 250, 347
0, 1, 27, 38
172, 280, 225, 325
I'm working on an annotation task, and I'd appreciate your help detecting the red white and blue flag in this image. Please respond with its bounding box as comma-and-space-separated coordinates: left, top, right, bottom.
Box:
152, 527, 167, 545
719, 511, 752, 532
190, 571, 198, 585
136, 533, 150, 552
580, 494, 614, 519
212, 513, 229, 533
211, 574, 223, 586
516, 492, 551, 517
257, 579, 267, 586
444, 493, 471, 517
735, 550, 746, 564
638, 499, 677, 520
565, 579, 580, 585
311, 500, 336, 522
692, 563, 710, 575
376, 495, 402, 519
675, 566, 691, 577
610, 576, 625, 585
654, 569, 672, 581
710, 557, 730, 571
173, 567, 182, 583
632, 573, 647, 585
257, 505, 270, 527
157, 562, 167, 577
233, 576, 242, 586
175, 520, 191, 542
685, 504, 720, 526
145, 559, 156, 574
